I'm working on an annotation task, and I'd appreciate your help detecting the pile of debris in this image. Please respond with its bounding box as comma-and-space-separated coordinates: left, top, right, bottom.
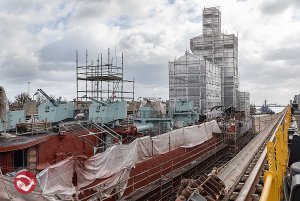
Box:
176, 174, 225, 201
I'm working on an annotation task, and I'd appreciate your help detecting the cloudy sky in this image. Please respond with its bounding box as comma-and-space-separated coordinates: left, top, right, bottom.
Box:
0, 0, 299, 105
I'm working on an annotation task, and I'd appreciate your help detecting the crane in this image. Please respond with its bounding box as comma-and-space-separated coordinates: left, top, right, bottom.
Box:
37, 89, 58, 107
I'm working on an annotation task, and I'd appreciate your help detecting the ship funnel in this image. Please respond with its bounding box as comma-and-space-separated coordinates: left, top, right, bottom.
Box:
0, 86, 8, 121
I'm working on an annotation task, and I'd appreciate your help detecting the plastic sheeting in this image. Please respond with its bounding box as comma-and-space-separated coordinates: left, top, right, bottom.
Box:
240, 118, 253, 134
76, 140, 139, 190
76, 120, 221, 193
169, 129, 185, 150
253, 114, 278, 133
152, 133, 170, 155
169, 52, 222, 114
37, 157, 76, 201
139, 99, 166, 116
0, 170, 46, 201
86, 169, 131, 201
136, 136, 153, 161
0, 120, 221, 200
181, 122, 221, 148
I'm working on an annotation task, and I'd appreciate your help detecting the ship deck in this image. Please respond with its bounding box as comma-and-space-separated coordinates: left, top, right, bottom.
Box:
0, 133, 54, 152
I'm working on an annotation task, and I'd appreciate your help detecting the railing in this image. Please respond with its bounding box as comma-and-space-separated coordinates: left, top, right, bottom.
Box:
78, 134, 230, 201
260, 107, 291, 201
59, 120, 122, 154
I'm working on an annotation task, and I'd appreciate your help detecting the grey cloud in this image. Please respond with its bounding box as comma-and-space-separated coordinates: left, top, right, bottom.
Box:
39, 29, 113, 63
39, 61, 74, 72
110, 15, 132, 29
168, 0, 176, 5
260, 0, 300, 15
1, 0, 299, 104
71, 1, 107, 21
239, 57, 299, 90
39, 39, 76, 62
264, 46, 300, 64
189, 15, 202, 23
124, 60, 168, 87
0, 58, 39, 84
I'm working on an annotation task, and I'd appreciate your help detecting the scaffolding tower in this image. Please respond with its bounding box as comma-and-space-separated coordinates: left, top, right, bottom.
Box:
190, 7, 239, 109
169, 52, 221, 114
76, 49, 134, 108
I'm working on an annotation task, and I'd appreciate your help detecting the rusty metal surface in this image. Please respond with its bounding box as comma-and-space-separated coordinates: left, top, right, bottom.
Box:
217, 112, 284, 192
177, 174, 225, 201
120, 143, 228, 201
0, 133, 54, 152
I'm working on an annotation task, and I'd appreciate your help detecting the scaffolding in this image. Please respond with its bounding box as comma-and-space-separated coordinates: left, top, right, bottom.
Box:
203, 7, 221, 36
169, 52, 221, 114
76, 49, 134, 108
236, 91, 250, 116
190, 7, 239, 109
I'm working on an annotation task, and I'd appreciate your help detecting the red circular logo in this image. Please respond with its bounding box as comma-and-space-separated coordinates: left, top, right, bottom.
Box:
13, 170, 37, 194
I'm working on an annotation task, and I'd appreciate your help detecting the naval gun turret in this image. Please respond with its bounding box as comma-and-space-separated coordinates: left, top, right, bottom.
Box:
172, 100, 199, 128
37, 89, 74, 123
85, 96, 127, 125
134, 97, 172, 134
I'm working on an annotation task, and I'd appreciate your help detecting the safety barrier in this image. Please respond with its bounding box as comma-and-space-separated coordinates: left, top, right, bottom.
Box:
260, 107, 291, 201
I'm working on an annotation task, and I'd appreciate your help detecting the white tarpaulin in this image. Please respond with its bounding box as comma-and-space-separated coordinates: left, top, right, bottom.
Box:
136, 136, 153, 162
0, 172, 46, 201
169, 129, 184, 150
76, 140, 139, 189
204, 120, 222, 134
36, 157, 76, 201
181, 125, 208, 148
5, 120, 221, 200
240, 118, 253, 134
181, 120, 221, 148
76, 120, 221, 191
85, 169, 131, 201
152, 133, 170, 155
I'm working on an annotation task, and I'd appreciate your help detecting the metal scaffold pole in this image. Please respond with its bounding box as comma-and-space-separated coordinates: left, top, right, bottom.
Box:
76, 48, 134, 105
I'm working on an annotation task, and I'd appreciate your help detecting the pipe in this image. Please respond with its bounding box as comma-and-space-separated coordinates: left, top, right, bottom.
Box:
260, 174, 273, 201
82, 95, 109, 106
136, 123, 154, 132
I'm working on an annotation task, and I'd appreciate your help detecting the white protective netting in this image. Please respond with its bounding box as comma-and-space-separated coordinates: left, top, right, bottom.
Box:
169, 52, 221, 114
0, 120, 221, 200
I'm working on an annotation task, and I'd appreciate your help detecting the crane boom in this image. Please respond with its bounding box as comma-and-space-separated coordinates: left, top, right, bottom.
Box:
37, 89, 58, 106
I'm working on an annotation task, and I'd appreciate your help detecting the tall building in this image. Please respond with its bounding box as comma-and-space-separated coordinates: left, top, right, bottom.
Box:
190, 7, 239, 108
169, 52, 221, 114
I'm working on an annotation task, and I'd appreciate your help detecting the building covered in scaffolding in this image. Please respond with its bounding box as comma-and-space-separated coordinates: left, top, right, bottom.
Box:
190, 7, 239, 109
169, 51, 221, 115
169, 7, 249, 115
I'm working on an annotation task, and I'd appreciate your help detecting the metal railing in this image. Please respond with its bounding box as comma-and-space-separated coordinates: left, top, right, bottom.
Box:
260, 107, 291, 201
78, 134, 230, 200
59, 120, 122, 154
